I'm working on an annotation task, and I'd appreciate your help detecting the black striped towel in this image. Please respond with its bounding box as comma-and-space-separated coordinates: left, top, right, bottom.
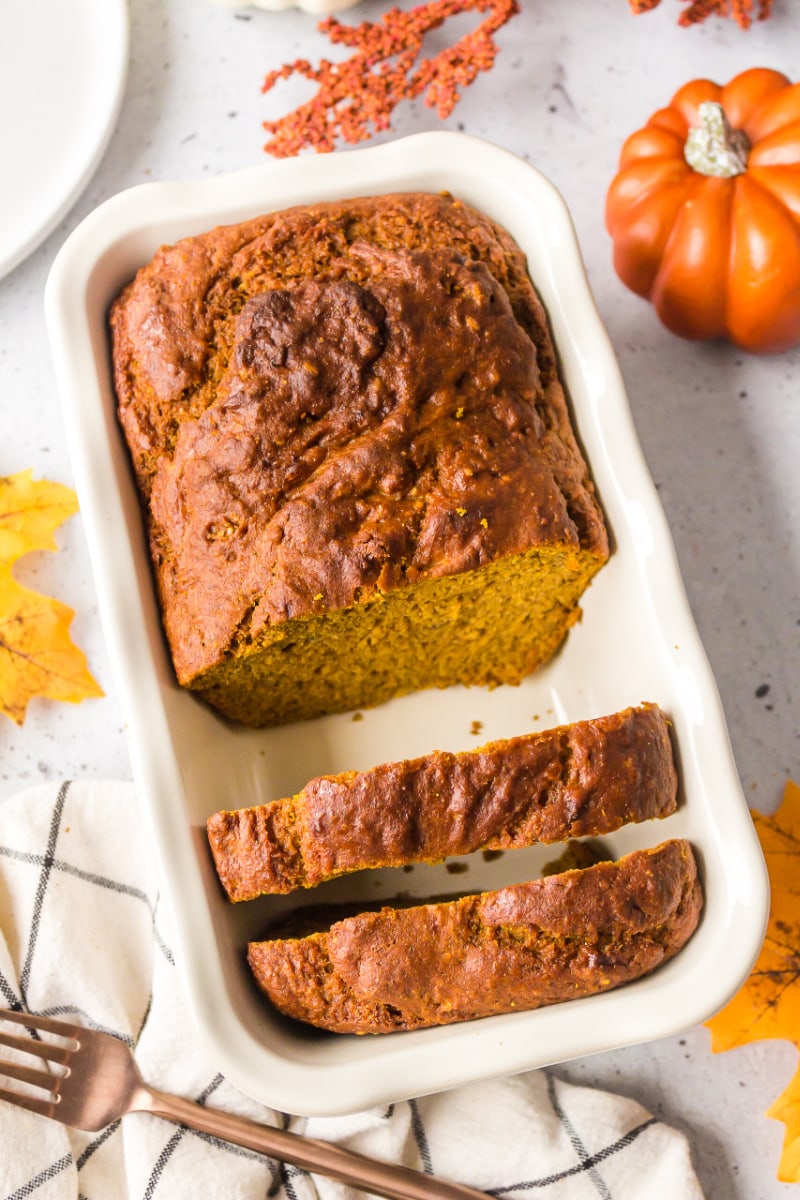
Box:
0, 781, 705, 1199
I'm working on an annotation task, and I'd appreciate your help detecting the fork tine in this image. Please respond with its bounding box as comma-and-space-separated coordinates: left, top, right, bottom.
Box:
0, 1030, 72, 1066
0, 1084, 57, 1120
0, 1009, 81, 1039
0, 1058, 58, 1092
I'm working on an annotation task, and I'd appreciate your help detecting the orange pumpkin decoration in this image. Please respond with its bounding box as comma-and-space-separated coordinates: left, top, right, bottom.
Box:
606, 68, 800, 353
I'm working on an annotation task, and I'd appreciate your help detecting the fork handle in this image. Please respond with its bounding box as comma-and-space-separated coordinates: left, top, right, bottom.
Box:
139, 1086, 490, 1200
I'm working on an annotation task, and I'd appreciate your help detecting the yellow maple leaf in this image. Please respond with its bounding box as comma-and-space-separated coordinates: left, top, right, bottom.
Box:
706, 780, 800, 1182
0, 470, 102, 724
0, 469, 79, 564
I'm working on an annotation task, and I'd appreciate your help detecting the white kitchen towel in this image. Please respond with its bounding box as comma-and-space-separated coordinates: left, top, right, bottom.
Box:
0, 780, 705, 1200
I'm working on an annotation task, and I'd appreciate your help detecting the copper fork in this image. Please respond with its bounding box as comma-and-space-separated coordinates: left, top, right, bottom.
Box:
0, 1009, 490, 1200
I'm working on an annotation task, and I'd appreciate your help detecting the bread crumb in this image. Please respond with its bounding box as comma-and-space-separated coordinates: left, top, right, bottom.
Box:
542, 839, 611, 876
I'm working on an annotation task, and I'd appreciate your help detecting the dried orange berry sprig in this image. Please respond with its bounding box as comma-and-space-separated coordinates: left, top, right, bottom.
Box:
629, 0, 773, 27
262, 0, 520, 158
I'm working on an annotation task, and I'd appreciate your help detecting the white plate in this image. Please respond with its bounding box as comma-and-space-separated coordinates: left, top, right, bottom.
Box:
0, 0, 128, 280
45, 133, 769, 1117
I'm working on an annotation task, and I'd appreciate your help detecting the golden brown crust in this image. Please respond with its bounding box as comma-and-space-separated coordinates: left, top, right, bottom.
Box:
110, 193, 608, 701
111, 194, 566, 487
247, 840, 702, 1034
207, 704, 677, 900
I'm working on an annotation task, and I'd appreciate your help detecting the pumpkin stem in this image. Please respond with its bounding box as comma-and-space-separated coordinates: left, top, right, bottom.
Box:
684, 101, 749, 177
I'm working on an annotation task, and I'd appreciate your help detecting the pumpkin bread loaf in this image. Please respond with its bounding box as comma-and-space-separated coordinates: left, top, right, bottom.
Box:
207, 704, 677, 900
110, 193, 608, 726
247, 839, 702, 1034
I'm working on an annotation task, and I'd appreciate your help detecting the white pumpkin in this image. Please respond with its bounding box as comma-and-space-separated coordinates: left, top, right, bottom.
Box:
213, 0, 361, 12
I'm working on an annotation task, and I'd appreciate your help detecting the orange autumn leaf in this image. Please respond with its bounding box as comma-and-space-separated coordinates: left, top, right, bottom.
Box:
706, 780, 800, 1182
0, 470, 102, 725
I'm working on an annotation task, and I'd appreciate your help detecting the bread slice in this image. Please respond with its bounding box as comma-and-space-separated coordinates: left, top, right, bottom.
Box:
247, 839, 702, 1034
207, 704, 677, 901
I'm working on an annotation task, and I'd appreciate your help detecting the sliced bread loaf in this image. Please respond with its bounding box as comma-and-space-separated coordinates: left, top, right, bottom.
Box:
207, 704, 677, 900
247, 839, 702, 1034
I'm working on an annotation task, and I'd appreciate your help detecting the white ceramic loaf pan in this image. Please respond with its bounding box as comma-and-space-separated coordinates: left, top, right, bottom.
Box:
45, 132, 768, 1116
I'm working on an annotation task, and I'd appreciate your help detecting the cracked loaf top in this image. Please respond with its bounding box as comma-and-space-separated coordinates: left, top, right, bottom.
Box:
110, 192, 608, 684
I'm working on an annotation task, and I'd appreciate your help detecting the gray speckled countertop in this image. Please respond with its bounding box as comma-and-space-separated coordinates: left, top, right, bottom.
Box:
1, 1, 799, 1196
